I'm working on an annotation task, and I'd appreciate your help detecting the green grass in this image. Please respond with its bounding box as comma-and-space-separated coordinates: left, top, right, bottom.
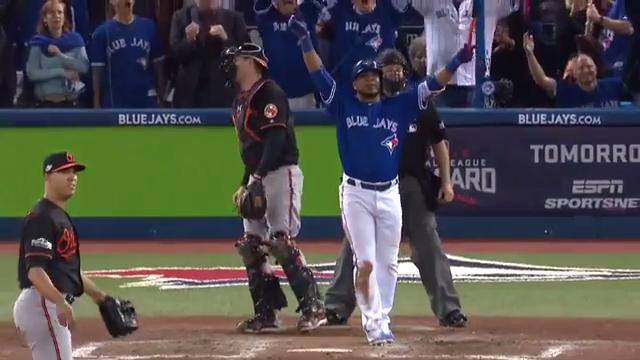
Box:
2, 251, 640, 321
0, 126, 343, 216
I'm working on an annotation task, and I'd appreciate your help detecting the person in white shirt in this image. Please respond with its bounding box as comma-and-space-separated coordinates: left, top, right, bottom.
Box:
412, 0, 518, 107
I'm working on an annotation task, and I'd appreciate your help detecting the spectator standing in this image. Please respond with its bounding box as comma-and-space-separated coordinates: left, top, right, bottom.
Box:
169, 0, 249, 107
254, 0, 325, 109
524, 32, 626, 107
91, 0, 165, 108
0, 16, 17, 107
585, 0, 634, 76
25, 0, 89, 108
412, 0, 518, 107
318, 0, 409, 88
18, 0, 89, 44
407, 34, 426, 86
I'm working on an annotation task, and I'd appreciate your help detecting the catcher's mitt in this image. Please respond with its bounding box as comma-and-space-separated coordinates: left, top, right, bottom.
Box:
98, 295, 139, 338
239, 179, 267, 220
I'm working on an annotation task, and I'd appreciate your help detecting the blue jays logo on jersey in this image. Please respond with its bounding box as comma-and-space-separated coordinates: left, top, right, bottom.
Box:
366, 35, 383, 51
381, 133, 399, 154
136, 57, 148, 70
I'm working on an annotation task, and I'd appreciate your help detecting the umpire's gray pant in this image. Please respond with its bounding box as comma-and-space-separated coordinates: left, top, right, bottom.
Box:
324, 176, 462, 321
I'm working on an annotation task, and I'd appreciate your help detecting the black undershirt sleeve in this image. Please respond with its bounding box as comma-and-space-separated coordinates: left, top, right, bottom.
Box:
254, 127, 287, 178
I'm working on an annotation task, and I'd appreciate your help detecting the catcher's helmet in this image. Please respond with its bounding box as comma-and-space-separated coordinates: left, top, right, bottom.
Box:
221, 43, 269, 87
351, 59, 383, 81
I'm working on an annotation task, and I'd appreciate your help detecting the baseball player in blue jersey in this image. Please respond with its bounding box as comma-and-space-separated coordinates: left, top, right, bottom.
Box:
318, 0, 409, 87
254, 0, 326, 109
91, 0, 165, 108
288, 13, 472, 345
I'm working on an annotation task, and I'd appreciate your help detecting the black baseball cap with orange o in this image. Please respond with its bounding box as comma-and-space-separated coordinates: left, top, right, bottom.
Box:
43, 152, 86, 174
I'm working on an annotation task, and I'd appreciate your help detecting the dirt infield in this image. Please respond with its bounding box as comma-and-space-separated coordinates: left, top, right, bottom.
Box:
3, 239, 640, 254
2, 315, 640, 360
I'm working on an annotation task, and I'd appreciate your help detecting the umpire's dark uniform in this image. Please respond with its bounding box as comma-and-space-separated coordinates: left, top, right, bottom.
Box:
324, 98, 466, 326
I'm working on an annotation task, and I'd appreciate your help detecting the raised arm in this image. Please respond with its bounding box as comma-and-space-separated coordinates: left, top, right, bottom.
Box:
288, 14, 336, 104
523, 32, 557, 96
432, 44, 474, 89
587, 2, 634, 36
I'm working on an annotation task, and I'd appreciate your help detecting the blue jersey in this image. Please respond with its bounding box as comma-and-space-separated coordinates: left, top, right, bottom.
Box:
326, 0, 407, 85
255, 0, 324, 98
310, 67, 434, 182
556, 78, 625, 108
601, 0, 632, 75
91, 17, 164, 108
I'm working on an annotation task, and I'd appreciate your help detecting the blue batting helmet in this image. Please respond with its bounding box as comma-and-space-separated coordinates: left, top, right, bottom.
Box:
351, 59, 383, 81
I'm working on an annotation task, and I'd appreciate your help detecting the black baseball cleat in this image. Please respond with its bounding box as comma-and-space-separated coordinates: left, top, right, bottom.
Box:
297, 304, 328, 333
325, 309, 348, 326
439, 310, 468, 328
236, 312, 280, 333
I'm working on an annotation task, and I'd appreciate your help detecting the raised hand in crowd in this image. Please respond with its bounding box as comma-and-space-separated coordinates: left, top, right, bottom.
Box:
209, 24, 228, 41
185, 21, 200, 41
523, 32, 535, 54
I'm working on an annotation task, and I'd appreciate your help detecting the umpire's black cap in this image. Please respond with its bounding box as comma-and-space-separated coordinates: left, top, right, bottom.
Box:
43, 152, 86, 174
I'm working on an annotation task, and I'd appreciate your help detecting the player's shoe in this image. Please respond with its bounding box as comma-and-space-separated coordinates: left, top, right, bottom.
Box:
325, 309, 348, 326
297, 304, 328, 333
236, 311, 280, 333
364, 327, 387, 346
382, 329, 395, 343
439, 310, 468, 328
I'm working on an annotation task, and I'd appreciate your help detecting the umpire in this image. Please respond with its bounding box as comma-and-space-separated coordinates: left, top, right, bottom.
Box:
324, 49, 467, 328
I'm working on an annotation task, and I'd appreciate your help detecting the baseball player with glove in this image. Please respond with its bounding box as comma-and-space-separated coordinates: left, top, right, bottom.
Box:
13, 152, 138, 360
289, 12, 471, 345
222, 43, 327, 333
324, 49, 468, 329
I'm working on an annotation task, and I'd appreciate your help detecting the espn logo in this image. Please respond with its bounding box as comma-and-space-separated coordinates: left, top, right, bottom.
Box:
572, 180, 624, 195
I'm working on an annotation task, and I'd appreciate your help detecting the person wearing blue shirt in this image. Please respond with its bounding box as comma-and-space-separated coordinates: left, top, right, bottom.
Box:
525, 32, 626, 108
288, 12, 472, 346
585, 0, 634, 76
254, 0, 326, 109
318, 0, 409, 88
91, 0, 165, 108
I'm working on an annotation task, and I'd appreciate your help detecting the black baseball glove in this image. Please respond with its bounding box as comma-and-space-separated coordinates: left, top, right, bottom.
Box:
98, 295, 139, 338
238, 180, 267, 220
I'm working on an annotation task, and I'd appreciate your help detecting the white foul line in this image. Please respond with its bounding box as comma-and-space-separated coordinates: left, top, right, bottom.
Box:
288, 348, 353, 353
540, 344, 574, 358
72, 342, 104, 358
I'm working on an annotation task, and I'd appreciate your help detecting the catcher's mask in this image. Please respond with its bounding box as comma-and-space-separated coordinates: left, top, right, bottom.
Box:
221, 43, 269, 87
376, 48, 409, 95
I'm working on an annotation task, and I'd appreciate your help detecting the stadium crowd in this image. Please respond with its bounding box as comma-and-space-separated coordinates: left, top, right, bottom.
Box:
0, 0, 638, 109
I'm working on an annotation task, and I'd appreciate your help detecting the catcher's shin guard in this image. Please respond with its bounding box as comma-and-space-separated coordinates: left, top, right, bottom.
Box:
236, 234, 288, 315
268, 232, 323, 313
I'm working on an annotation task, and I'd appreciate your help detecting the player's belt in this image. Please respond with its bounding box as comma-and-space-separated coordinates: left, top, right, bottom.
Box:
346, 177, 399, 192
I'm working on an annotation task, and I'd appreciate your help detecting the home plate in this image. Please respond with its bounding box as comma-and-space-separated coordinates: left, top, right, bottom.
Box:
287, 348, 353, 353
